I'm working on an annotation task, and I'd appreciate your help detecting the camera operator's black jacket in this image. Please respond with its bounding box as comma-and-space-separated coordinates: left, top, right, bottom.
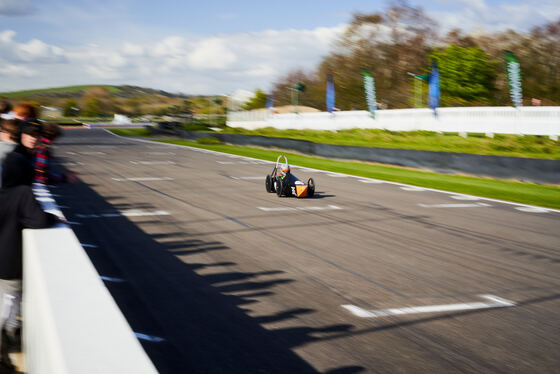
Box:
0, 185, 57, 279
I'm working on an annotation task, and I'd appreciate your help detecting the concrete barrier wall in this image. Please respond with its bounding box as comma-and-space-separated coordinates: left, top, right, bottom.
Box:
23, 184, 157, 374
227, 107, 560, 138
179, 132, 560, 184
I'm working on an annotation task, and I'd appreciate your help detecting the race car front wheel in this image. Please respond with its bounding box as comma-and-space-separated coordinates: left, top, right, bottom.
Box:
275, 178, 284, 197
307, 178, 315, 197
265, 175, 274, 193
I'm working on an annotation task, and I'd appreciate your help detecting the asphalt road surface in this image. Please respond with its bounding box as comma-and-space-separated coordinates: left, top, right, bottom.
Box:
51, 129, 559, 373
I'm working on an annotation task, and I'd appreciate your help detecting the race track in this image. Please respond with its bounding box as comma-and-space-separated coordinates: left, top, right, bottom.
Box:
52, 129, 560, 373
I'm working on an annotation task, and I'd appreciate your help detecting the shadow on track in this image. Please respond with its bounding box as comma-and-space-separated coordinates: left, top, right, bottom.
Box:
53, 179, 363, 374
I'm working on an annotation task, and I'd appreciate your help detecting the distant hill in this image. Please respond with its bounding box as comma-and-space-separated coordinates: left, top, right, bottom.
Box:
0, 85, 190, 100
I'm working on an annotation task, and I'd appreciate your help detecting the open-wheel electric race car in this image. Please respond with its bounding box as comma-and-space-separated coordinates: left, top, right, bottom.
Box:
265, 155, 315, 198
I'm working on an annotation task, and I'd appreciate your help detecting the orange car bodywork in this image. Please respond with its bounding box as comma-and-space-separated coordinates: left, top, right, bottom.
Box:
295, 184, 309, 198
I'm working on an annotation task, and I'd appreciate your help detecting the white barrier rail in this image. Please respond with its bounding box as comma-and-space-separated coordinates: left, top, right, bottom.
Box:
227, 107, 560, 139
23, 184, 157, 374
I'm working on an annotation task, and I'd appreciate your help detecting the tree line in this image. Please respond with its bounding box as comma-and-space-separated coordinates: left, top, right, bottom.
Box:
250, 2, 559, 110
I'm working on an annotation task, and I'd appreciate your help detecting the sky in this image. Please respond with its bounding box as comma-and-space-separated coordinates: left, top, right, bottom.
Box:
0, 0, 558, 95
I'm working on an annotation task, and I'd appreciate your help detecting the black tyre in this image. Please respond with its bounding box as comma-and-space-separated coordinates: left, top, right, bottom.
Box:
265, 174, 274, 193
307, 178, 315, 197
275, 178, 284, 197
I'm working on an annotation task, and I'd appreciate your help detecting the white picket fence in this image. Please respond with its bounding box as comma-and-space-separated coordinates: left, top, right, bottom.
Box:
227, 107, 560, 139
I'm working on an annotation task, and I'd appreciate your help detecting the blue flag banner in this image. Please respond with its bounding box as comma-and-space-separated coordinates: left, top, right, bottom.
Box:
326, 74, 335, 112
428, 60, 440, 115
362, 70, 377, 118
266, 94, 273, 109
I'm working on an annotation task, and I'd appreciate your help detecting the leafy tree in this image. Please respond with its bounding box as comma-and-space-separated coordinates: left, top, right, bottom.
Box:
271, 1, 437, 109
242, 89, 268, 110
62, 99, 79, 116
429, 44, 498, 105
271, 69, 321, 108
81, 86, 115, 116
82, 97, 103, 117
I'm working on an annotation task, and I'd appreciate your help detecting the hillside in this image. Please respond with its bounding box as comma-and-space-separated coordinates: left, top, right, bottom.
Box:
0, 85, 189, 100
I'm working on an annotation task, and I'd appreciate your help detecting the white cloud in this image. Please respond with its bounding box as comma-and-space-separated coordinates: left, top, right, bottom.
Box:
0, 25, 345, 94
122, 42, 145, 57
0, 64, 36, 77
431, 0, 560, 33
0, 30, 65, 63
187, 38, 237, 70
0, 0, 35, 16
16, 39, 65, 62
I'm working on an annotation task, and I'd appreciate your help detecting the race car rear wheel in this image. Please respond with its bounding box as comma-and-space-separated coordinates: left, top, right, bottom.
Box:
307, 178, 315, 197
265, 174, 274, 193
275, 178, 284, 197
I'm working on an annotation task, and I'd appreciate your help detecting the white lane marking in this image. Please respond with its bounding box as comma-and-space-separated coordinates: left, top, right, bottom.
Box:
80, 151, 106, 155
75, 210, 170, 218
34, 191, 61, 197
217, 161, 236, 164
147, 152, 175, 155
418, 202, 491, 208
134, 332, 165, 342
100, 276, 125, 283
130, 161, 176, 165
342, 295, 515, 318
106, 130, 560, 214
400, 186, 427, 191
36, 197, 55, 203
258, 205, 342, 212
358, 179, 385, 184
66, 151, 77, 155
59, 161, 83, 166
515, 206, 550, 213
450, 195, 480, 200
230, 176, 263, 180
112, 177, 174, 182
81, 244, 98, 248
325, 173, 348, 178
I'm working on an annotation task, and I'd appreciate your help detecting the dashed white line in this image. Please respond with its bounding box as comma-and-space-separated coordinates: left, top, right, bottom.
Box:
100, 276, 125, 283
450, 195, 480, 200
325, 173, 348, 178
400, 186, 427, 191
515, 206, 550, 213
80, 151, 106, 155
112, 177, 174, 182
134, 332, 165, 342
418, 203, 491, 208
258, 205, 342, 212
36, 197, 55, 203
75, 210, 170, 218
217, 161, 236, 164
342, 295, 515, 318
130, 161, 176, 165
358, 179, 385, 184
59, 161, 83, 166
230, 176, 263, 180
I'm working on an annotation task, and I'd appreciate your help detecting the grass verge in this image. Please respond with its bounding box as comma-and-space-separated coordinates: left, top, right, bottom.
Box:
223, 127, 560, 160
151, 137, 560, 209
